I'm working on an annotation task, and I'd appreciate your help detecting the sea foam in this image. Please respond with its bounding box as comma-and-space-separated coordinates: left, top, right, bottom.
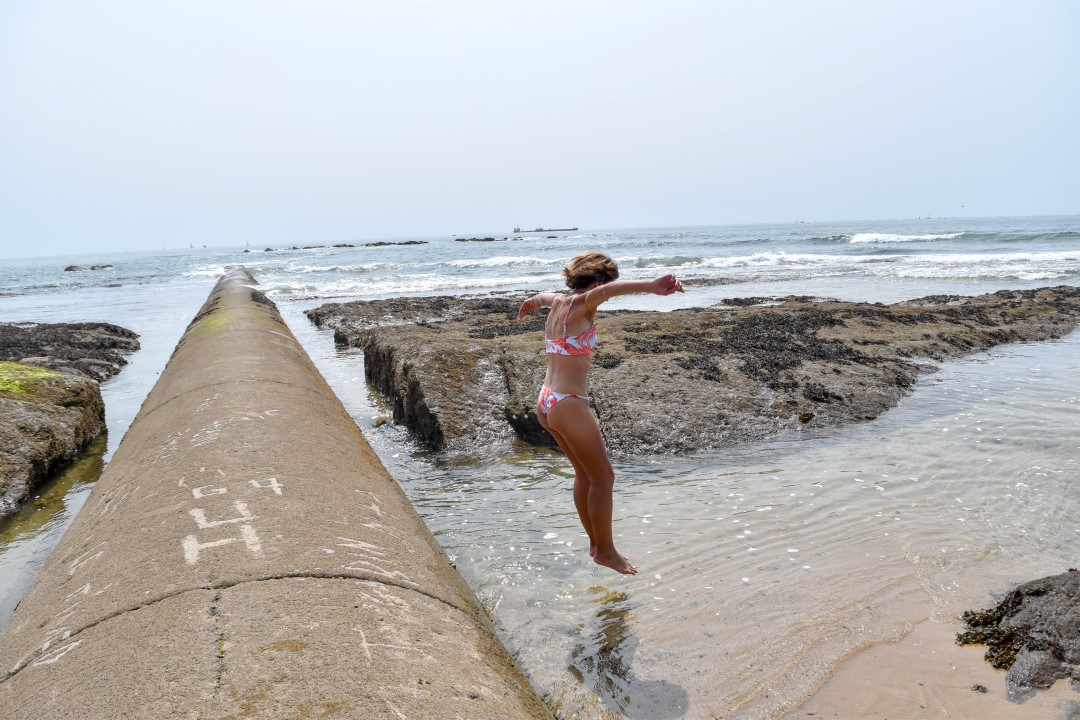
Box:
849, 232, 964, 244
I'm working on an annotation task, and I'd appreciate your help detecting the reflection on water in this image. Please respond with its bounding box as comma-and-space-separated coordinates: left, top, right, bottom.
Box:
570, 589, 636, 702
564, 588, 689, 720
0, 431, 106, 629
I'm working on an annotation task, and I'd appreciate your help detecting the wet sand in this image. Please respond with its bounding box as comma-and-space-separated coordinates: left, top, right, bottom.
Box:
782, 616, 1079, 719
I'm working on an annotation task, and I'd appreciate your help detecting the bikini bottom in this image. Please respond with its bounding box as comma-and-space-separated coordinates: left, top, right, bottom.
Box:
537, 385, 590, 415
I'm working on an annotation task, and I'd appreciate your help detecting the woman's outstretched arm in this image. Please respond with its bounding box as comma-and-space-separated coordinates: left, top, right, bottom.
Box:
518, 292, 558, 319
581, 274, 683, 313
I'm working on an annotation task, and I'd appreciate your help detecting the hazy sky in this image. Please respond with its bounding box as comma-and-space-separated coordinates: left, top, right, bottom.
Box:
1, 1, 1077, 258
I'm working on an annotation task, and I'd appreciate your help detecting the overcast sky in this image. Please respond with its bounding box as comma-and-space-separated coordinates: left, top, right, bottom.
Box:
1, 1, 1077, 258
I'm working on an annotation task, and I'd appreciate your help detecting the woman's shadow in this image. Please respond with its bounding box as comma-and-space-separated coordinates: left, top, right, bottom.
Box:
568, 588, 690, 720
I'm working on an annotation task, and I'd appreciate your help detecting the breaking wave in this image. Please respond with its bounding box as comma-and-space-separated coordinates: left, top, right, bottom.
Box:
849, 232, 964, 244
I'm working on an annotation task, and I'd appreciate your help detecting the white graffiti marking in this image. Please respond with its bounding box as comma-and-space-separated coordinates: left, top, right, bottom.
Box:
190, 420, 224, 447
190, 501, 254, 529
32, 640, 83, 667
249, 478, 283, 495
337, 537, 418, 588
182, 501, 261, 563
68, 541, 106, 577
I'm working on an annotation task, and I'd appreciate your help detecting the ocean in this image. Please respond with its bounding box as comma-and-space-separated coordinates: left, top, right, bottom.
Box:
2, 215, 1079, 718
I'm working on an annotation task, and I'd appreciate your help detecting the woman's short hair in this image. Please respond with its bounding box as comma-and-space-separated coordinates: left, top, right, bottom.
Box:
564, 251, 619, 290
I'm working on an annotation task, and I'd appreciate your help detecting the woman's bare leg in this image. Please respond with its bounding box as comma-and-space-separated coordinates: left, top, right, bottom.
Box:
546, 398, 637, 575
538, 404, 597, 554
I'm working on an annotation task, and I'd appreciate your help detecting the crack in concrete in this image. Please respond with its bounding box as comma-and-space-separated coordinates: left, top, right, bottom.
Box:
209, 591, 226, 689
1, 571, 474, 684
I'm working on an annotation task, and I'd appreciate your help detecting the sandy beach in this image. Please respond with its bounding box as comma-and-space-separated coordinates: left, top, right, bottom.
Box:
784, 615, 1078, 719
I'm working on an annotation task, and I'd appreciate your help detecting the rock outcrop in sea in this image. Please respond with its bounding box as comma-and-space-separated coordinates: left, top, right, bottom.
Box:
305, 286, 1080, 456
63, 264, 113, 272
0, 322, 140, 520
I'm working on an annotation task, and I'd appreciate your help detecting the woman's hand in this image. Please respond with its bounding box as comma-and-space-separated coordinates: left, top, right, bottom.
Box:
650, 274, 685, 296
518, 296, 541, 319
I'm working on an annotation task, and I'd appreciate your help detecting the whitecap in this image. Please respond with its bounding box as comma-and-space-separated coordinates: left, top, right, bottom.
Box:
850, 232, 964, 243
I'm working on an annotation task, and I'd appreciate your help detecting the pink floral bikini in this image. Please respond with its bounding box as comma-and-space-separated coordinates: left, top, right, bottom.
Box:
538, 296, 597, 415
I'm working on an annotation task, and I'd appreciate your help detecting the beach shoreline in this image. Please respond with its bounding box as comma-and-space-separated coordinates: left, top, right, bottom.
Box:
782, 611, 1078, 719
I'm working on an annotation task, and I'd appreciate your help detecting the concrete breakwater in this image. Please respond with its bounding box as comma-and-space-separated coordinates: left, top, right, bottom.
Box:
0, 270, 551, 719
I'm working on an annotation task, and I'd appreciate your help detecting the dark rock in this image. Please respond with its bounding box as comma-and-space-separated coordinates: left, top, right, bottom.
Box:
63, 265, 85, 272
721, 296, 773, 306
0, 364, 103, 520
802, 383, 843, 404
89, 264, 113, 271
361, 240, 430, 247
0, 322, 140, 381
1008, 650, 1061, 690
0, 322, 139, 521
306, 286, 1080, 455
957, 570, 1079, 697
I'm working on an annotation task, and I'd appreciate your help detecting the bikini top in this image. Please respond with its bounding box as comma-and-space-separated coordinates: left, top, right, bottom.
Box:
545, 297, 598, 356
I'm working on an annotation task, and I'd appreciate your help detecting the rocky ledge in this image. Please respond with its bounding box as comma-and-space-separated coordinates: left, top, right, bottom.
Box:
0, 322, 140, 520
306, 286, 1080, 456
957, 569, 1078, 698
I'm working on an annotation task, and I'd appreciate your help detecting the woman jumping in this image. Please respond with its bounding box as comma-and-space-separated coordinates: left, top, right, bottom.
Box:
518, 251, 684, 574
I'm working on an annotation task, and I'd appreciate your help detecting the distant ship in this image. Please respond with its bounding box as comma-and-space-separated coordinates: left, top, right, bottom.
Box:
513, 226, 578, 233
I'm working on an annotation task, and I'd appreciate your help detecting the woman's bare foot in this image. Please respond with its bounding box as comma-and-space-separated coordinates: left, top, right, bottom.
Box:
590, 540, 598, 557
593, 547, 637, 574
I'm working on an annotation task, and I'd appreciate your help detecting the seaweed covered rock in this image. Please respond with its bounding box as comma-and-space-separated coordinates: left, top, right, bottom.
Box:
306, 286, 1080, 456
0, 363, 104, 519
0, 322, 139, 520
957, 569, 1079, 697
0, 321, 140, 381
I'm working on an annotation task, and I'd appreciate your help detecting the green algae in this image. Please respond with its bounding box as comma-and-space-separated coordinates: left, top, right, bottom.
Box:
197, 309, 229, 334
0, 361, 60, 395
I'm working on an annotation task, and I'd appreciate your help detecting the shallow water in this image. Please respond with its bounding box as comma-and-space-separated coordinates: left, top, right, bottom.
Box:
291, 305, 1080, 719
0, 433, 107, 627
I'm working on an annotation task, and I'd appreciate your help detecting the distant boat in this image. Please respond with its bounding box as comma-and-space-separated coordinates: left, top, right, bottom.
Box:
513, 226, 578, 233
